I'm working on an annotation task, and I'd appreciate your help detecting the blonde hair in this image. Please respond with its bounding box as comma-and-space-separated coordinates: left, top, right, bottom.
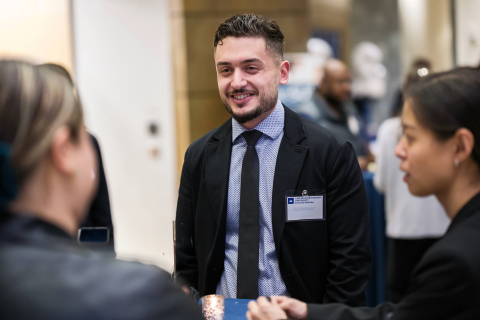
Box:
0, 60, 83, 183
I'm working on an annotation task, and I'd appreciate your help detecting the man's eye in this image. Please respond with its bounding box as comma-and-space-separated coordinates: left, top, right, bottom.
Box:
246, 66, 258, 71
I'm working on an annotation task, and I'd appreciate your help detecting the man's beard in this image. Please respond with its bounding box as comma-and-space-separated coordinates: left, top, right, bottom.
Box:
221, 87, 278, 124
323, 92, 343, 111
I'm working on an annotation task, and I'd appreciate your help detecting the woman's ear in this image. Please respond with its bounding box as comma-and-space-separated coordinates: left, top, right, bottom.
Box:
50, 126, 75, 175
454, 128, 475, 163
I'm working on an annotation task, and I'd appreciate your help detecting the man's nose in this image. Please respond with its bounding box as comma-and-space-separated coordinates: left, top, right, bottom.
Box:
231, 70, 247, 89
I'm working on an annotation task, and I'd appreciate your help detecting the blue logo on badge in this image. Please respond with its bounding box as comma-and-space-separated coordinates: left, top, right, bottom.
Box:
287, 198, 294, 204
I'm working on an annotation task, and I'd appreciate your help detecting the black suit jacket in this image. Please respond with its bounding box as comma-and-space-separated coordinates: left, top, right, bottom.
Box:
0, 212, 203, 320
307, 192, 480, 320
176, 106, 371, 305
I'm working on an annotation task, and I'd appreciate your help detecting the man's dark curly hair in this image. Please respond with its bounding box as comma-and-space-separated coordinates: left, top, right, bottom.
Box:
214, 14, 284, 62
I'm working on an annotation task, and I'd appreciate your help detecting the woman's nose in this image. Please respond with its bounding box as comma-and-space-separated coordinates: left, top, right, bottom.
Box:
395, 136, 407, 160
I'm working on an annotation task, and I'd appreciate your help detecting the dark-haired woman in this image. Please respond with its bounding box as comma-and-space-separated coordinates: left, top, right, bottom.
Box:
247, 67, 480, 320
0, 60, 203, 319
374, 60, 450, 303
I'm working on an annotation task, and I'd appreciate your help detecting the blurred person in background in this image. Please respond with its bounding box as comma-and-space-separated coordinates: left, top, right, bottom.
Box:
0, 60, 203, 320
390, 58, 432, 119
38, 63, 115, 256
247, 67, 480, 320
296, 59, 373, 170
374, 58, 450, 303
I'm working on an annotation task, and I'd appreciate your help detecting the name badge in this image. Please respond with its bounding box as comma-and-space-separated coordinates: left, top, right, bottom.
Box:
286, 193, 324, 221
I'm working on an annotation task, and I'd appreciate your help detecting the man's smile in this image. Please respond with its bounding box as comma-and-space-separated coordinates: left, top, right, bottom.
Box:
231, 92, 255, 104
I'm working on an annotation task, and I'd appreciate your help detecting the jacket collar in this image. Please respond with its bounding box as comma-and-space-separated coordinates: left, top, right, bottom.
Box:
211, 117, 232, 141
447, 191, 480, 233
0, 211, 77, 248
283, 104, 307, 144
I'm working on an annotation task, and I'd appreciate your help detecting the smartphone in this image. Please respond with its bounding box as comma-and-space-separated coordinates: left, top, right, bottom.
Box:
77, 227, 110, 245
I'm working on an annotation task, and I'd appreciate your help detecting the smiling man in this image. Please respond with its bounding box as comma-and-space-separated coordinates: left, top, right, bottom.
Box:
175, 14, 371, 305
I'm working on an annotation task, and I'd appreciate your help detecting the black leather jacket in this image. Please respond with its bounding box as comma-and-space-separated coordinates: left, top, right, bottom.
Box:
0, 212, 203, 320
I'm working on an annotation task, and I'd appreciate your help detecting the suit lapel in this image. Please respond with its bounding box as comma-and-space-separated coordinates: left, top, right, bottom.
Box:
272, 106, 308, 250
205, 120, 233, 225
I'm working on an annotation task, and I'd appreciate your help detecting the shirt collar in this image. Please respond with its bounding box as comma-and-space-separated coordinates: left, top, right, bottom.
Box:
232, 100, 285, 143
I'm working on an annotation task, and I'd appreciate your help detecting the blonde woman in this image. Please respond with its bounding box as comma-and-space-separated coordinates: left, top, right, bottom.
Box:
0, 60, 202, 320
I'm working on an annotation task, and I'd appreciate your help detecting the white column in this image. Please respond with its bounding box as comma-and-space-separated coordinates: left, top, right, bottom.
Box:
72, 0, 177, 270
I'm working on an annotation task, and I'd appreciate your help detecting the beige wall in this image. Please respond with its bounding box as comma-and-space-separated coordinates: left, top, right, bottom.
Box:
0, 0, 73, 73
179, 0, 310, 141
308, 0, 351, 62
398, 0, 453, 73
170, 0, 191, 177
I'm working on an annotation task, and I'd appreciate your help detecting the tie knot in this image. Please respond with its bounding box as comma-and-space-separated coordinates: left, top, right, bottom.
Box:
242, 130, 263, 146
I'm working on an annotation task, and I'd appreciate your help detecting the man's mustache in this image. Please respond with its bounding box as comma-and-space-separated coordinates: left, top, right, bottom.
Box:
227, 89, 258, 95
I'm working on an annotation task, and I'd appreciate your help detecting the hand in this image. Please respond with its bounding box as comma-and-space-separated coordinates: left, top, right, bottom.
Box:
357, 156, 370, 171
181, 286, 190, 295
270, 296, 308, 320
247, 296, 287, 320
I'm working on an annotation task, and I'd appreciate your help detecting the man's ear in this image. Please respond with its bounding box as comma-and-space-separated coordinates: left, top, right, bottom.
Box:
454, 128, 475, 163
50, 126, 75, 175
279, 60, 290, 85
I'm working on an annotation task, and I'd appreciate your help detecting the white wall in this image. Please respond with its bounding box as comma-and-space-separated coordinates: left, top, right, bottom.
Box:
72, 0, 177, 270
398, 0, 453, 73
455, 0, 480, 66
